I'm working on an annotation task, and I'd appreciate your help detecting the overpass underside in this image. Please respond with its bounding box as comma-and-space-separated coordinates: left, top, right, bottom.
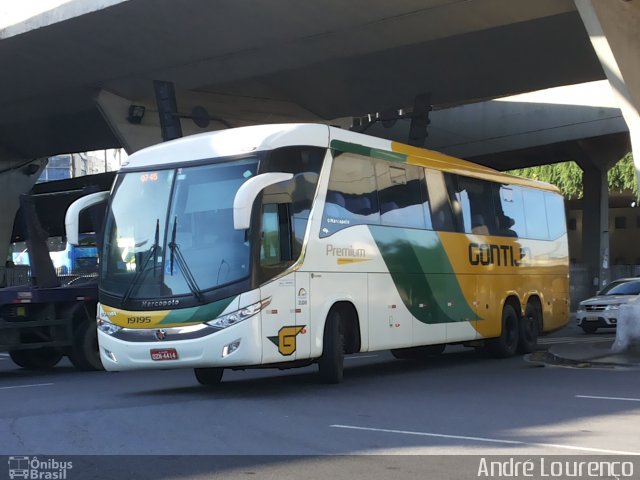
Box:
0, 0, 639, 302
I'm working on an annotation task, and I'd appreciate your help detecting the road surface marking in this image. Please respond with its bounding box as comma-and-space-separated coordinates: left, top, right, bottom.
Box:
345, 355, 378, 361
0, 353, 9, 357
330, 424, 640, 455
0, 383, 54, 391
576, 395, 640, 402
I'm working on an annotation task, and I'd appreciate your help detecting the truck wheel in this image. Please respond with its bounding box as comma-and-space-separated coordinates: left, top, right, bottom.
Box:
10, 348, 63, 369
485, 304, 520, 358
194, 367, 224, 385
517, 302, 540, 354
69, 319, 104, 371
318, 309, 344, 384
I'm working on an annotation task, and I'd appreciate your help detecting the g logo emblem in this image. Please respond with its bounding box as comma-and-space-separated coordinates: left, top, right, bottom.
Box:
268, 326, 305, 356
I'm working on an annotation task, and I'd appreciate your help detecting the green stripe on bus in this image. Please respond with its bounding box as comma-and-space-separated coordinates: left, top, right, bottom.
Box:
330, 140, 407, 164
160, 296, 235, 324
369, 226, 477, 324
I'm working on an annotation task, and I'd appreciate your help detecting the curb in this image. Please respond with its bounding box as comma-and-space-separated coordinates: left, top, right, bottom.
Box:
525, 350, 638, 369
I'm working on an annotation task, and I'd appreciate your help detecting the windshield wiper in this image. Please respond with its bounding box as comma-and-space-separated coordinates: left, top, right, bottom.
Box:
169, 216, 204, 302
122, 219, 160, 306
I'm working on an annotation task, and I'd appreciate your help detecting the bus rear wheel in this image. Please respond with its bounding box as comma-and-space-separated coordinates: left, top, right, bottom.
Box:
517, 302, 540, 354
318, 309, 344, 384
486, 304, 520, 358
10, 348, 63, 370
194, 367, 224, 385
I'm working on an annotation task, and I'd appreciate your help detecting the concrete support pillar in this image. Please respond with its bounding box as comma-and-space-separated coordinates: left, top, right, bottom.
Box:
573, 136, 629, 293
581, 165, 610, 292
576, 0, 640, 188
0, 151, 47, 266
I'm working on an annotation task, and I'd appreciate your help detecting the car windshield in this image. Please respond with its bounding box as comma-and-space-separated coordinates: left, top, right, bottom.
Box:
100, 158, 258, 299
599, 280, 640, 296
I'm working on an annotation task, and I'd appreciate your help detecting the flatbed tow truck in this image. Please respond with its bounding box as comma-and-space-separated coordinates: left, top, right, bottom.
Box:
0, 173, 113, 370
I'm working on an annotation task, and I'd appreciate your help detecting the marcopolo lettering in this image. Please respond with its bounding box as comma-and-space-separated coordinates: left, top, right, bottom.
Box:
468, 242, 530, 267
141, 299, 180, 308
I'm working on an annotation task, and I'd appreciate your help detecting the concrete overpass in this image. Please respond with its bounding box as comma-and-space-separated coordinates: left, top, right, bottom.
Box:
1, 0, 639, 292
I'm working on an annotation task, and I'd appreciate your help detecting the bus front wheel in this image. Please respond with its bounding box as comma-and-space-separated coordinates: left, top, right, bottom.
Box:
194, 367, 224, 386
318, 309, 344, 384
486, 304, 520, 358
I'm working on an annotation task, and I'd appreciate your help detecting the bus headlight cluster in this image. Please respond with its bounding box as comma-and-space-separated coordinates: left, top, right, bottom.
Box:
207, 298, 271, 330
97, 318, 122, 335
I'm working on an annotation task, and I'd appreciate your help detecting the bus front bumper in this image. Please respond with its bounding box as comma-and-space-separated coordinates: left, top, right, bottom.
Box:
98, 316, 262, 371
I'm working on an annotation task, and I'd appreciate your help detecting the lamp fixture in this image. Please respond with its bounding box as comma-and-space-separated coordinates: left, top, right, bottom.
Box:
127, 105, 146, 124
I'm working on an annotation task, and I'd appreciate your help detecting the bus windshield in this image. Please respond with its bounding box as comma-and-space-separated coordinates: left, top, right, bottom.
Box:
100, 158, 258, 300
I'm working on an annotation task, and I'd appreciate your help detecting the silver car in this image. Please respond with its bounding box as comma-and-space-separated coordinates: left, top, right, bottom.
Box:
576, 278, 640, 333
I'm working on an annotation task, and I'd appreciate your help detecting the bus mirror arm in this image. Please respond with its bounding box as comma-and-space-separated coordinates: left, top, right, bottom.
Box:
233, 173, 293, 230
65, 191, 109, 245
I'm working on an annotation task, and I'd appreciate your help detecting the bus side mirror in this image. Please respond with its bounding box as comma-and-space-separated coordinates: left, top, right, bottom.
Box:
65, 191, 109, 245
233, 172, 293, 230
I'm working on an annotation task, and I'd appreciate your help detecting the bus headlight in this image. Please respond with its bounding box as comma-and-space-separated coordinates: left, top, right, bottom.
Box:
207, 298, 271, 330
97, 318, 122, 335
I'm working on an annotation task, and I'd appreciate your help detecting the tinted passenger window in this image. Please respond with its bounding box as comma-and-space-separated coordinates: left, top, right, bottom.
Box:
452, 175, 497, 235
321, 153, 380, 237
495, 185, 526, 238
545, 192, 566, 240
376, 162, 426, 229
522, 188, 549, 239
425, 169, 455, 232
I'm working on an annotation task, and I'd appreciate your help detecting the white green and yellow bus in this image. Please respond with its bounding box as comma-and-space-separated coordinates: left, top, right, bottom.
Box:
67, 124, 569, 384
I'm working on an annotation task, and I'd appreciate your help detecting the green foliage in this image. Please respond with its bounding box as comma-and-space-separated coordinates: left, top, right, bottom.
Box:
509, 153, 637, 199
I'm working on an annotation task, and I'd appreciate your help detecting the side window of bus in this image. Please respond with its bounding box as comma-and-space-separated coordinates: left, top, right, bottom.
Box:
376, 162, 426, 229
260, 203, 293, 267
448, 175, 497, 235
261, 146, 325, 256
424, 169, 455, 231
494, 184, 526, 238
321, 153, 380, 237
545, 192, 566, 240
522, 188, 550, 240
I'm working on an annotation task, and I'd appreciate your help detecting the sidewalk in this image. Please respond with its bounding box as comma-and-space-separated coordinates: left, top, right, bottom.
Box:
545, 339, 640, 368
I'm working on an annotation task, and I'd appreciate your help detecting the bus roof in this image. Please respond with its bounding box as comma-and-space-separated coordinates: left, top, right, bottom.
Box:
122, 123, 561, 194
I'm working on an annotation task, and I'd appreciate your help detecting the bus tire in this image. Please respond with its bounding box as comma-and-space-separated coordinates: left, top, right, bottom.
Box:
318, 309, 344, 384
486, 304, 520, 358
9, 348, 63, 370
517, 302, 540, 354
69, 319, 104, 371
391, 344, 445, 360
194, 367, 224, 385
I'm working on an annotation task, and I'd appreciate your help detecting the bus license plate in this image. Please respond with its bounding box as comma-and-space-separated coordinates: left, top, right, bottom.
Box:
150, 348, 178, 361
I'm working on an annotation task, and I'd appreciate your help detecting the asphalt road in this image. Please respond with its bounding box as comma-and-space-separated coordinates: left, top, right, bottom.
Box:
1, 323, 638, 479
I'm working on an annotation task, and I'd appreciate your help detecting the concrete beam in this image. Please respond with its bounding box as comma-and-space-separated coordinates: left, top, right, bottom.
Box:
0, 154, 47, 265
576, 0, 640, 185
